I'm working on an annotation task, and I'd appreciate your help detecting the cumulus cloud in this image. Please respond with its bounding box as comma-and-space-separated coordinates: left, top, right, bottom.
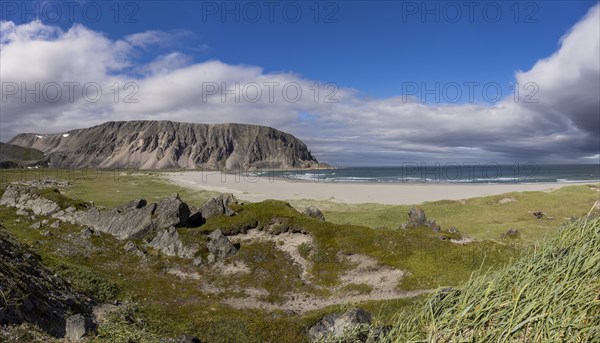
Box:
1, 3, 598, 164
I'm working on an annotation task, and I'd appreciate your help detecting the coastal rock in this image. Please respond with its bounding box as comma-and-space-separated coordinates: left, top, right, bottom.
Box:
73, 202, 156, 240
187, 207, 205, 227
80, 227, 100, 239
147, 227, 197, 259
308, 308, 372, 342
206, 229, 238, 262
303, 206, 325, 221
8, 121, 319, 170
200, 193, 237, 219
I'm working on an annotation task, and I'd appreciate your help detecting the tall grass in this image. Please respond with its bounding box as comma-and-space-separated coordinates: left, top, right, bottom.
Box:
381, 214, 600, 342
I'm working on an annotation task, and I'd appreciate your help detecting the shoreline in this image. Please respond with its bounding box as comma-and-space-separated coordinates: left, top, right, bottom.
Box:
163, 171, 598, 205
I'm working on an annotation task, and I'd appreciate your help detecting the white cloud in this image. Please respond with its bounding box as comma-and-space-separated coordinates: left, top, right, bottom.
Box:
1, 3, 599, 164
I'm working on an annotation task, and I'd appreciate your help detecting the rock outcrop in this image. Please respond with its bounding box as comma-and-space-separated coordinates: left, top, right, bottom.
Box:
147, 227, 197, 259
9, 121, 319, 170
0, 228, 91, 337
73, 195, 189, 240
0, 185, 61, 216
200, 193, 237, 219
308, 308, 372, 342
206, 229, 238, 262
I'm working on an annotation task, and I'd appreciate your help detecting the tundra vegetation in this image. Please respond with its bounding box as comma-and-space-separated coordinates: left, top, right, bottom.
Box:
0, 169, 598, 342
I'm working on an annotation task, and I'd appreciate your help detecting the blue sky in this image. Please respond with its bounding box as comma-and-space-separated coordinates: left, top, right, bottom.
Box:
1, 1, 599, 164
3, 1, 596, 100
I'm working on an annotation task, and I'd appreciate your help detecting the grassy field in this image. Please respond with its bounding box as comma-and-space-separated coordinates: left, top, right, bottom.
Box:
0, 169, 597, 342
377, 214, 600, 343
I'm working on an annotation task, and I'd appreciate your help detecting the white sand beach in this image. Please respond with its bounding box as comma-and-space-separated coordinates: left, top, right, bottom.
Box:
163, 171, 596, 205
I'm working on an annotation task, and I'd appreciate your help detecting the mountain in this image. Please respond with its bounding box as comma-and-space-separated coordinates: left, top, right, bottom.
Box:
0, 142, 46, 168
7, 121, 318, 170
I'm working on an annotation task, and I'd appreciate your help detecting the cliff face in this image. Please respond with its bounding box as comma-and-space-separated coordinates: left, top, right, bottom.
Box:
8, 121, 318, 170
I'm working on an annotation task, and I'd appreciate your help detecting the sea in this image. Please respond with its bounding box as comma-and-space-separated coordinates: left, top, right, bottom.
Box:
254, 164, 600, 184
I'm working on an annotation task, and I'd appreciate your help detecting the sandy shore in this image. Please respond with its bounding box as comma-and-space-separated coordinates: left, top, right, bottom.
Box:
163, 171, 596, 205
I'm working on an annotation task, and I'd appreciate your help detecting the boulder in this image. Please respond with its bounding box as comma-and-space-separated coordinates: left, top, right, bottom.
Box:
308, 308, 372, 342
200, 193, 236, 219
29, 222, 42, 230
50, 221, 60, 229
73, 195, 190, 241
147, 227, 197, 259
65, 314, 86, 342
303, 206, 325, 221
73, 202, 156, 240
153, 194, 190, 229
80, 227, 100, 239
206, 229, 238, 262
407, 207, 427, 227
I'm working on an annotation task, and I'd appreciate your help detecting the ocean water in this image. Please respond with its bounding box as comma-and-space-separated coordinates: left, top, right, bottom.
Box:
255, 164, 600, 184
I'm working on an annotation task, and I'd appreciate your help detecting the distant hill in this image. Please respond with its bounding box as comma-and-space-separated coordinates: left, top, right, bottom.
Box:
0, 142, 45, 168
8, 121, 319, 170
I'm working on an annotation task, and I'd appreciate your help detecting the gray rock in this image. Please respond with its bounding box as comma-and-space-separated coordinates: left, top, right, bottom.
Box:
187, 207, 205, 227
29, 222, 42, 230
74, 201, 156, 240
65, 206, 76, 213
50, 221, 60, 229
426, 219, 441, 232
206, 229, 238, 261
15, 208, 29, 216
147, 227, 197, 259
200, 193, 236, 219
303, 206, 325, 221
502, 228, 520, 239
448, 226, 460, 234
164, 335, 202, 343
154, 194, 190, 229
41, 219, 49, 225
0, 185, 60, 216
308, 308, 372, 342
192, 257, 203, 266
73, 195, 190, 241
65, 314, 86, 342
80, 227, 100, 239
123, 241, 138, 253
40, 230, 52, 237
407, 207, 427, 227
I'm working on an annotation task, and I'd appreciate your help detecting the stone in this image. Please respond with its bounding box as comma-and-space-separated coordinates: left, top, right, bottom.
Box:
65, 314, 86, 342
0, 185, 60, 216
502, 228, 520, 239
206, 229, 238, 261
123, 241, 138, 253
200, 193, 236, 219
187, 207, 205, 228
80, 227, 100, 239
40, 230, 52, 237
153, 194, 190, 229
41, 219, 49, 225
448, 226, 460, 234
147, 227, 197, 259
303, 206, 325, 221
29, 222, 42, 230
192, 257, 203, 266
15, 208, 29, 216
308, 308, 372, 342
407, 207, 427, 227
50, 221, 60, 229
73, 201, 156, 240
426, 219, 441, 232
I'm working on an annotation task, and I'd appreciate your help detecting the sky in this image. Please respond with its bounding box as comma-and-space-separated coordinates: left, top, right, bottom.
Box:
0, 0, 599, 166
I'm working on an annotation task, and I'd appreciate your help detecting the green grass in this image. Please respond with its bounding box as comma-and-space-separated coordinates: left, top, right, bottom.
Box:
309, 184, 600, 241
378, 214, 600, 342
1, 169, 597, 342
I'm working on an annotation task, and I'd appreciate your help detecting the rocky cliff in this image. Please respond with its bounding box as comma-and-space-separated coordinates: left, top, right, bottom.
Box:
8, 121, 318, 170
